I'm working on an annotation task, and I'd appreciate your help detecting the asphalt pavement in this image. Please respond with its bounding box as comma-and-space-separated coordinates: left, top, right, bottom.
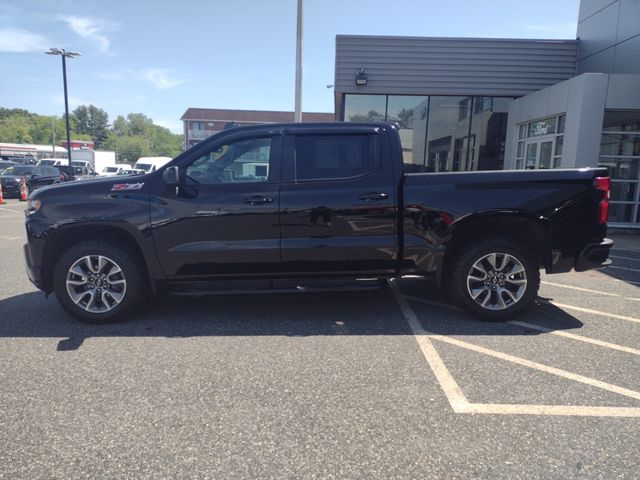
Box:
1, 198, 639, 479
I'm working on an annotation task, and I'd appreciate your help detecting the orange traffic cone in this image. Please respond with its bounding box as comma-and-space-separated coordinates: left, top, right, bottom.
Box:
0, 182, 4, 204
19, 176, 29, 202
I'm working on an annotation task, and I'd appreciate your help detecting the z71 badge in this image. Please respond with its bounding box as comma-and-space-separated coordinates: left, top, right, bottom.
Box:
111, 183, 145, 192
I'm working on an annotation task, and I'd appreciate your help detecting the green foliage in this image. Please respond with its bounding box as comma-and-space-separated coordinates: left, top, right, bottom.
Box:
0, 106, 183, 160
71, 105, 109, 148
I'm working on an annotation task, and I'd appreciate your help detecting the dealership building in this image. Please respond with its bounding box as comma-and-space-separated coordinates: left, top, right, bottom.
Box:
334, 0, 640, 227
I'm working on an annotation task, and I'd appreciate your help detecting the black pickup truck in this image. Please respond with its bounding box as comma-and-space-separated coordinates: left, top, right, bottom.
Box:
24, 122, 613, 323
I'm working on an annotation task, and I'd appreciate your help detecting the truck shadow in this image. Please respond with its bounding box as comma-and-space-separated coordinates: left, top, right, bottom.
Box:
0, 283, 583, 351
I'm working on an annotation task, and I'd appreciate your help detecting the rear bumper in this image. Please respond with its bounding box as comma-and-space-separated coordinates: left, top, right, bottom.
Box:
574, 238, 614, 272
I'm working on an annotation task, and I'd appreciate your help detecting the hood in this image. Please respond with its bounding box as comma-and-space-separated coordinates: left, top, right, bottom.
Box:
30, 173, 150, 198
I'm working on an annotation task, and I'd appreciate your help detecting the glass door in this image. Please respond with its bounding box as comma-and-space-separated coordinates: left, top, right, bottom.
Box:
525, 142, 537, 169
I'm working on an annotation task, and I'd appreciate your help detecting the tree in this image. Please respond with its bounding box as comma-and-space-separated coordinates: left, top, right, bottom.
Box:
0, 115, 33, 143
72, 105, 110, 148
396, 108, 414, 128
348, 110, 384, 122
72, 105, 90, 135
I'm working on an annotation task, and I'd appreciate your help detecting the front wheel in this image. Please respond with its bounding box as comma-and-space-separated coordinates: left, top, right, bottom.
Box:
447, 237, 540, 321
53, 240, 144, 323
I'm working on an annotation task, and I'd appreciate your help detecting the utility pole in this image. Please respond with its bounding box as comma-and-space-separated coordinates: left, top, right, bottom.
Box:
294, 0, 303, 122
52, 117, 56, 158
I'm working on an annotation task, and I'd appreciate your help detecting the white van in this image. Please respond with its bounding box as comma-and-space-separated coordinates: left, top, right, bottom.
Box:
134, 156, 172, 173
100, 164, 133, 176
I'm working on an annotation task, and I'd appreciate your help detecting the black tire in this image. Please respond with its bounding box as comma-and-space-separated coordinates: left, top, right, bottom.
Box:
53, 239, 145, 323
447, 236, 540, 321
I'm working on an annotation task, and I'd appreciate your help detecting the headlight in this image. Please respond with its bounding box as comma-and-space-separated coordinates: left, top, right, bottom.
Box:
26, 198, 41, 216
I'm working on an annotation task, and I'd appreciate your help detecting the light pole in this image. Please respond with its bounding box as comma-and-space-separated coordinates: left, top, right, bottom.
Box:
294, 0, 303, 122
45, 48, 81, 163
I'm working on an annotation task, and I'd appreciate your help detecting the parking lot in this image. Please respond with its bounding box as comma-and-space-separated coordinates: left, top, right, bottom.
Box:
1, 197, 639, 479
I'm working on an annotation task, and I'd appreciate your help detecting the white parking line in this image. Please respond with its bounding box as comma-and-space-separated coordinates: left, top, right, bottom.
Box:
610, 255, 640, 262
548, 301, 640, 325
392, 284, 640, 417
541, 281, 620, 297
507, 321, 640, 355
606, 265, 640, 273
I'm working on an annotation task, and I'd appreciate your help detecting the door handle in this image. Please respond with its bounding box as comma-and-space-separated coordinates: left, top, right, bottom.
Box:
358, 192, 389, 201
244, 195, 273, 205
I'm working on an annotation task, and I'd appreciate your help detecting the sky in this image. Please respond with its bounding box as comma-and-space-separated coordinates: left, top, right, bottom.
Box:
0, 0, 580, 134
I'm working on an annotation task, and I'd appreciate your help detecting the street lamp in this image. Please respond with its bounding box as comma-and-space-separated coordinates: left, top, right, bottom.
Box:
45, 48, 81, 163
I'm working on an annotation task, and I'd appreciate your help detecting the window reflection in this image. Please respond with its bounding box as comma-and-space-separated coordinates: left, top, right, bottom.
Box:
426, 96, 471, 172
344, 95, 386, 122
343, 94, 513, 173
387, 96, 427, 173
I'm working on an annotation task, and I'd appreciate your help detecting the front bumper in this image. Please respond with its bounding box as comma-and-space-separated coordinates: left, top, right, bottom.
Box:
574, 238, 614, 272
1, 182, 20, 197
23, 243, 45, 290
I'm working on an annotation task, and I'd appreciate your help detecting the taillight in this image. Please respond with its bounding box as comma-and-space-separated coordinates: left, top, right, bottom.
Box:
593, 176, 610, 224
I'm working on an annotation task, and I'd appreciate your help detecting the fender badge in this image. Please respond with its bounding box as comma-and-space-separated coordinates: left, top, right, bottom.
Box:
111, 182, 144, 191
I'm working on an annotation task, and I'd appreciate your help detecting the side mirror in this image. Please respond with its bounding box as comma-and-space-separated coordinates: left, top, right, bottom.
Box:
163, 165, 181, 186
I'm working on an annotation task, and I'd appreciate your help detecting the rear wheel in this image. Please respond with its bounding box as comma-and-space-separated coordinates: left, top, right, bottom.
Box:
447, 237, 540, 321
53, 240, 144, 323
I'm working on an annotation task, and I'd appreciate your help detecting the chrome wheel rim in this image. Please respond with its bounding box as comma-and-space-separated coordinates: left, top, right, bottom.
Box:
65, 255, 127, 313
466, 252, 527, 311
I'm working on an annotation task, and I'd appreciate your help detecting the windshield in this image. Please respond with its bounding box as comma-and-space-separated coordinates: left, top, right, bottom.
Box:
136, 163, 153, 172
38, 160, 55, 166
103, 166, 119, 173
2, 166, 32, 176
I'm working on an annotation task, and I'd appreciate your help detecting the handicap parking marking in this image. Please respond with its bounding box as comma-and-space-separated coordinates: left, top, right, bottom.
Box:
391, 282, 640, 418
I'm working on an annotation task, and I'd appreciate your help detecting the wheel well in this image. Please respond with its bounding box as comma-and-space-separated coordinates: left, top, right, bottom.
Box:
443, 215, 552, 276
41, 225, 149, 293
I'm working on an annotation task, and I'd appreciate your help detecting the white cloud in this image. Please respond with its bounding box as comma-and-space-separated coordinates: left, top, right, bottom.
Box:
59, 15, 116, 53
51, 94, 90, 109
141, 68, 187, 90
0, 28, 49, 52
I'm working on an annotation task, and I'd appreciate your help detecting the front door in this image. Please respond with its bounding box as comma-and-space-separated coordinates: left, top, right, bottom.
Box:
151, 134, 282, 277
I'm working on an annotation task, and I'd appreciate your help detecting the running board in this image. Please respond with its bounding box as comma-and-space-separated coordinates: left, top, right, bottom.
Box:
165, 278, 388, 296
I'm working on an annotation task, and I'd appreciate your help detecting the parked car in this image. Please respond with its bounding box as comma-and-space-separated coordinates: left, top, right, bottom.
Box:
23, 122, 613, 323
100, 164, 132, 176
115, 168, 146, 176
133, 156, 172, 173
37, 158, 68, 167
1, 165, 62, 197
0, 160, 17, 173
72, 166, 97, 180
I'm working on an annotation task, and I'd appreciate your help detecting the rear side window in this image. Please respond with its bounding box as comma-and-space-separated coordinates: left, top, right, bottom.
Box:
294, 134, 375, 180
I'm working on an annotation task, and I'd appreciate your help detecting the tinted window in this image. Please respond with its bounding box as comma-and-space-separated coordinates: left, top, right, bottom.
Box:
186, 137, 272, 184
3, 166, 32, 175
294, 134, 374, 180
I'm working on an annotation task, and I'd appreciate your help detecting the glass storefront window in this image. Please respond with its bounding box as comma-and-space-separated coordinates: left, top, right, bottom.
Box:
528, 117, 556, 137
600, 133, 640, 157
425, 96, 471, 172
555, 135, 563, 156
343, 94, 513, 173
387, 95, 428, 172
515, 114, 565, 170
343, 95, 386, 122
598, 110, 640, 226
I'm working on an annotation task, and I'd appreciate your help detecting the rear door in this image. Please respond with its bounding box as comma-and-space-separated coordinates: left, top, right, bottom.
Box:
279, 127, 397, 274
